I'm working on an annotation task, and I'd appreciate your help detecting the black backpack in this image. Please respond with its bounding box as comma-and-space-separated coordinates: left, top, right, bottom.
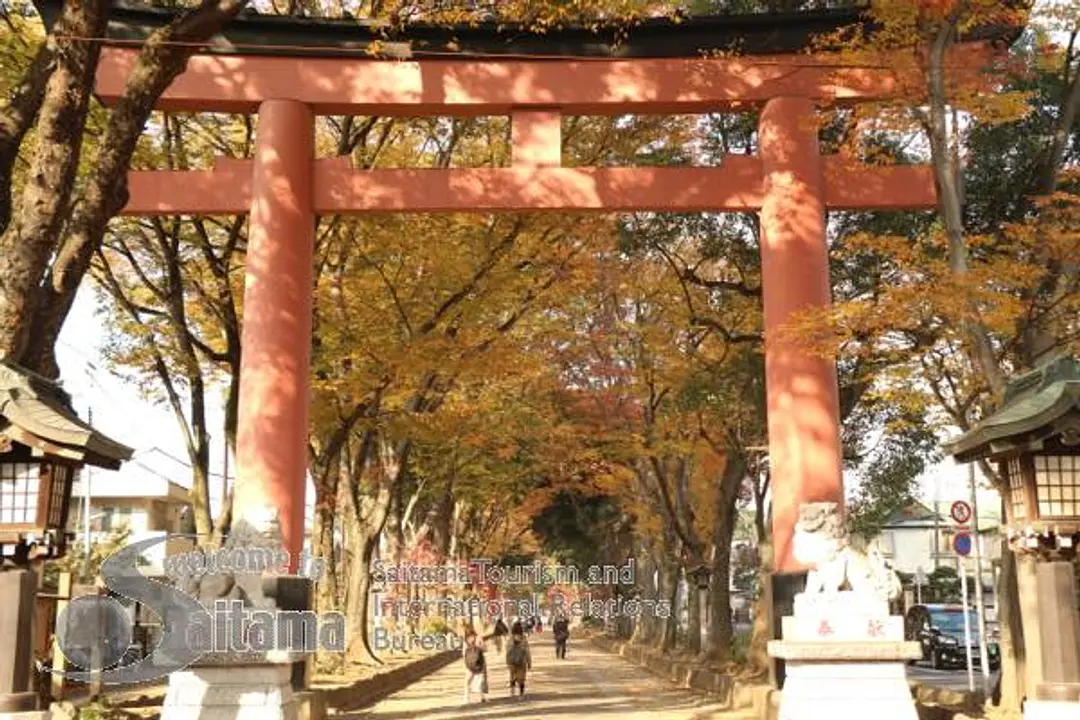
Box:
464, 645, 484, 673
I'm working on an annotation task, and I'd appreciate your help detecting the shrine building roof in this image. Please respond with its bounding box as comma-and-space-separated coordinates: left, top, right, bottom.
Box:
946, 355, 1080, 463
0, 361, 134, 470
35, 0, 1025, 60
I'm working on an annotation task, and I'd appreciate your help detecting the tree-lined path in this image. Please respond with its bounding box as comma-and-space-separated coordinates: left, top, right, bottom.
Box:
348, 635, 755, 720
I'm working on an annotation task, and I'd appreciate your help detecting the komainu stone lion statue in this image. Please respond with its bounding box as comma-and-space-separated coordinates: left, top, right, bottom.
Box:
793, 502, 902, 602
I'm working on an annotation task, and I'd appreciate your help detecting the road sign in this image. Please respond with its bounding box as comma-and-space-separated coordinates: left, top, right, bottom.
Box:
953, 531, 973, 556
951, 500, 972, 525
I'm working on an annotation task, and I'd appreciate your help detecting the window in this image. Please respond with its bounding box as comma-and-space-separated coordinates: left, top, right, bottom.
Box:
47, 465, 68, 526
938, 529, 955, 554
1007, 456, 1026, 521
0, 463, 39, 524
1035, 455, 1080, 518
878, 531, 896, 556
98, 506, 117, 532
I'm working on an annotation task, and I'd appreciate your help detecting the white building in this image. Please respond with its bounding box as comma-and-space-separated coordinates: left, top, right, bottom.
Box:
69, 464, 195, 573
871, 501, 1001, 618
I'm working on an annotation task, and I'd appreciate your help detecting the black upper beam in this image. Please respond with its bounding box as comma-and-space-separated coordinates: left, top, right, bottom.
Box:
34, 0, 1023, 60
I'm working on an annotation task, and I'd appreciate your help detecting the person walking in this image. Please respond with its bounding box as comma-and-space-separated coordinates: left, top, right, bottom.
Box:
462, 629, 489, 705
493, 615, 509, 652
553, 615, 570, 659
505, 623, 532, 699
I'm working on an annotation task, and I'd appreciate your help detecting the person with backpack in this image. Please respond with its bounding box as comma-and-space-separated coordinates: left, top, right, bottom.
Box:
505, 625, 532, 699
552, 615, 570, 659
461, 629, 488, 705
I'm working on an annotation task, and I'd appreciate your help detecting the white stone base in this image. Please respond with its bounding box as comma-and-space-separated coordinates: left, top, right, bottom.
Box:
0, 711, 49, 720
778, 659, 918, 720
159, 663, 297, 720
770, 593, 921, 720
1024, 699, 1080, 720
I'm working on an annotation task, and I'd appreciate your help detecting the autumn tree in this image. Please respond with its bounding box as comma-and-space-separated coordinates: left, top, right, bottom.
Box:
0, 0, 254, 376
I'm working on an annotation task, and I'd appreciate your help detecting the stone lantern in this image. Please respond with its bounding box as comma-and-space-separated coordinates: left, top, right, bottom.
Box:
688, 564, 711, 591
945, 355, 1080, 719
0, 361, 132, 717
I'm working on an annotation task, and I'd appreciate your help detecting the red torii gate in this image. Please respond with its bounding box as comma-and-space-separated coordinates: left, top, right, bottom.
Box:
86, 12, 998, 575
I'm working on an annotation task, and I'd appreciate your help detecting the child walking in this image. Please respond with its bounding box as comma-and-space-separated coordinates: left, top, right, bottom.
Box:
505, 622, 532, 699
462, 629, 489, 705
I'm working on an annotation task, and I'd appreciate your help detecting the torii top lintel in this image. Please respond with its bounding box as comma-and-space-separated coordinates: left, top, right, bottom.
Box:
40, 0, 1019, 116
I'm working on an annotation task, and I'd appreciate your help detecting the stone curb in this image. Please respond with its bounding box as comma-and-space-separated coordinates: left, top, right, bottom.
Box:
587, 635, 774, 717
320, 649, 461, 713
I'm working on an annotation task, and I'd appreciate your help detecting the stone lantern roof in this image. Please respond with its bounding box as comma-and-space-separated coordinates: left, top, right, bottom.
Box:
945, 355, 1080, 463
0, 360, 133, 470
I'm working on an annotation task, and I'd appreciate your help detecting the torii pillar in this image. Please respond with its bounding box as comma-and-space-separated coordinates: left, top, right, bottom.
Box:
759, 97, 843, 573
231, 99, 315, 570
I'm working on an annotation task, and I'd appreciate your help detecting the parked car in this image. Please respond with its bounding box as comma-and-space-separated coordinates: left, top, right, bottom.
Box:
905, 603, 1000, 671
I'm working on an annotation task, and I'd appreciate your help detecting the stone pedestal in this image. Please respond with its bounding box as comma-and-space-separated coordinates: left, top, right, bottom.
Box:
160, 655, 302, 720
768, 592, 921, 720
1024, 700, 1080, 720
1024, 561, 1080, 719
0, 711, 49, 720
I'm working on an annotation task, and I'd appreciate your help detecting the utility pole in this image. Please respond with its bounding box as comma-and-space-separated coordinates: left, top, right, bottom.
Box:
221, 433, 229, 515
933, 475, 940, 571
970, 463, 991, 690
82, 407, 93, 583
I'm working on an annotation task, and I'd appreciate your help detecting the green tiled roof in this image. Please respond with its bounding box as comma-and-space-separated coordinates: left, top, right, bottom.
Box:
945, 355, 1080, 462
0, 361, 133, 469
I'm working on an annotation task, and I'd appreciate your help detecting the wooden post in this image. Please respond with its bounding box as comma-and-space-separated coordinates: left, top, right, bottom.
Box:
49, 571, 72, 699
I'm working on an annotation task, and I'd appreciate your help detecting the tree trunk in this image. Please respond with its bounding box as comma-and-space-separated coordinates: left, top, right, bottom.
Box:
630, 540, 653, 645
995, 543, 1027, 709
707, 450, 745, 662
0, 40, 56, 235
687, 570, 702, 655
430, 485, 455, 559
343, 433, 405, 665
924, 19, 1007, 397
312, 452, 341, 615
311, 466, 339, 673
17, 0, 253, 377
746, 538, 773, 674
659, 559, 678, 652
344, 526, 381, 665
0, 0, 107, 363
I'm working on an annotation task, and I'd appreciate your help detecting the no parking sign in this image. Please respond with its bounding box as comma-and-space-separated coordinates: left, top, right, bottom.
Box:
953, 531, 973, 557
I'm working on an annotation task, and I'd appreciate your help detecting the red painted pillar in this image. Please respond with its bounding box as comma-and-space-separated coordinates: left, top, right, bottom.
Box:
758, 97, 843, 574
233, 100, 314, 571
